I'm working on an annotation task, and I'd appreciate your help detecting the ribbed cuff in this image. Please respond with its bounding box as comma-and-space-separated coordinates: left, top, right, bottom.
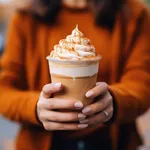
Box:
25, 91, 41, 126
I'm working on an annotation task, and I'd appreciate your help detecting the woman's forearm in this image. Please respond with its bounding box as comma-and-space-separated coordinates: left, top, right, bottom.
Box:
0, 85, 40, 125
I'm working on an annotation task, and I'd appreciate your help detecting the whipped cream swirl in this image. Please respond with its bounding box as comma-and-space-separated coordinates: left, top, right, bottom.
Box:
50, 25, 97, 60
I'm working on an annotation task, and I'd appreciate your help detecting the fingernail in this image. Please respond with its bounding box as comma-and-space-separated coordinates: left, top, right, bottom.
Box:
74, 101, 83, 108
82, 107, 92, 114
79, 119, 89, 124
78, 113, 86, 120
54, 83, 61, 89
86, 91, 94, 98
96, 82, 100, 86
78, 124, 88, 128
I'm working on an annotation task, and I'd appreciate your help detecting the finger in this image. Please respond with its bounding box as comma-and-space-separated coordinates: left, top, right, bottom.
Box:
85, 82, 108, 98
40, 110, 86, 122
38, 98, 83, 110
43, 122, 88, 131
80, 105, 113, 125
96, 82, 101, 86
82, 92, 113, 116
41, 83, 63, 98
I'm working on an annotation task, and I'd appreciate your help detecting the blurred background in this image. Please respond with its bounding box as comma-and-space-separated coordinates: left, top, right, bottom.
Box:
0, 0, 150, 150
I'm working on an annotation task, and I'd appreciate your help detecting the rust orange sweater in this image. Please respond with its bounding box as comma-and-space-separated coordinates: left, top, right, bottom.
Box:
0, 0, 150, 150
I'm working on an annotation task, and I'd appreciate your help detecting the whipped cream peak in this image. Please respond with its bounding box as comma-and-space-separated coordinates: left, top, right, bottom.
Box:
71, 25, 84, 37
50, 25, 98, 60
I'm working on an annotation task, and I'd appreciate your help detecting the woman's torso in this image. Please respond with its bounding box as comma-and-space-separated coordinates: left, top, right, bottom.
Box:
24, 8, 112, 91
23, 8, 113, 149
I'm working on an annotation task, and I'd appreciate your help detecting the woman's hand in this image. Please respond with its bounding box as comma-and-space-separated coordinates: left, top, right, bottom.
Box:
37, 83, 89, 131
80, 82, 114, 126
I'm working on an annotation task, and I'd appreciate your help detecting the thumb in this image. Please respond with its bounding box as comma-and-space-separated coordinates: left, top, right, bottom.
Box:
41, 83, 63, 98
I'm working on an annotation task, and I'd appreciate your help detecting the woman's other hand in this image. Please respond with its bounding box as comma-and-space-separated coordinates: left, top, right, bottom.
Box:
80, 82, 114, 126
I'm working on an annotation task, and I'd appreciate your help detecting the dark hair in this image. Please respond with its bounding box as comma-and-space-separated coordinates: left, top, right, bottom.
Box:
29, 0, 124, 29
90, 0, 124, 30
33, 0, 61, 24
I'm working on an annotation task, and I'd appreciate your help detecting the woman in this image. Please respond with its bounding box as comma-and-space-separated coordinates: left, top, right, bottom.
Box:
0, 0, 150, 150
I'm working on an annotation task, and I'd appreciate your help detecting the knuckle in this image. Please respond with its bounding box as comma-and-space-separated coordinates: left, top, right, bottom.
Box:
106, 95, 113, 106
66, 115, 72, 121
97, 102, 104, 111
51, 114, 58, 121
68, 114, 77, 121
108, 95, 113, 101
37, 101, 41, 109
48, 102, 54, 110
37, 101, 43, 109
105, 100, 110, 108
66, 101, 73, 108
37, 99, 45, 109
97, 106, 102, 113
42, 84, 49, 92
38, 113, 43, 119
43, 84, 54, 93
110, 106, 114, 112
87, 108, 94, 115
55, 117, 61, 122
58, 124, 65, 130
102, 82, 108, 89
38, 112, 45, 120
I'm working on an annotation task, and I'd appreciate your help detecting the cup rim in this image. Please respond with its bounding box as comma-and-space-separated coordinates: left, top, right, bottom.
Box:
46, 55, 102, 64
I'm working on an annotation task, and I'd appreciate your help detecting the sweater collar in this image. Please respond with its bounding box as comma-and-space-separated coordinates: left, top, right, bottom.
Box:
62, 0, 88, 9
